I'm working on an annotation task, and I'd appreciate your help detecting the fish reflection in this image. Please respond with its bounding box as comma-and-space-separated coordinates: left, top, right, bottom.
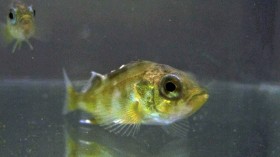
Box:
64, 113, 191, 157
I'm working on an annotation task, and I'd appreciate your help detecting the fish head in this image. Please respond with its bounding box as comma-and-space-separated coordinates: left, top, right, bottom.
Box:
7, 2, 35, 38
145, 64, 209, 124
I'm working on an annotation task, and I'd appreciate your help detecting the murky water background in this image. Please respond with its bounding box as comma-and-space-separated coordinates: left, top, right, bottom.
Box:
0, 81, 279, 157
0, 0, 279, 157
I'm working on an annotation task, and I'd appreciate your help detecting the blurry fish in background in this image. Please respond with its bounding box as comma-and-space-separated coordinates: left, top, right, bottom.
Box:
63, 60, 209, 137
0, 0, 36, 53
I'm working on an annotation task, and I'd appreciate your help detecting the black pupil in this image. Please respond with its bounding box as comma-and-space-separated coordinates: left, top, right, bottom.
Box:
165, 82, 176, 92
9, 12, 13, 19
33, 10, 35, 16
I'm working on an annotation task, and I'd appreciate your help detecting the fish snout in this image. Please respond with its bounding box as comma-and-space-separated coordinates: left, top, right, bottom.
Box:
197, 89, 209, 101
187, 88, 209, 107
19, 16, 34, 36
190, 87, 208, 98
19, 15, 33, 25
183, 88, 208, 116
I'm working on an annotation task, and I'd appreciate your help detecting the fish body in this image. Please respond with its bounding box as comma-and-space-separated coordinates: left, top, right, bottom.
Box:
64, 60, 209, 136
1, 1, 36, 53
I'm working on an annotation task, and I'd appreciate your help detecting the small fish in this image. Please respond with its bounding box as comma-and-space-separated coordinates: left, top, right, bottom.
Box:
63, 60, 209, 136
0, 1, 36, 53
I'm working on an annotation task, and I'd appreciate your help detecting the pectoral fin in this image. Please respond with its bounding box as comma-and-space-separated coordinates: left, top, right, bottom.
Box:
0, 24, 13, 47
161, 119, 190, 137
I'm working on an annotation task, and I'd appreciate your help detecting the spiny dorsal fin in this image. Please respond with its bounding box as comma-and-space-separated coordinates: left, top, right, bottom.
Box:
107, 64, 128, 79
106, 60, 150, 80
81, 71, 104, 93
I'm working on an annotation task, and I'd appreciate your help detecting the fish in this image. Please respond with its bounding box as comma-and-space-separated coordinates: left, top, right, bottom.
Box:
63, 60, 209, 136
0, 1, 36, 53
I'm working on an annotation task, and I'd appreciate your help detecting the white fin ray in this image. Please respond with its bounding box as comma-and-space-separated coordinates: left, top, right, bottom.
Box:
113, 123, 127, 134
122, 124, 134, 136
81, 71, 104, 93
25, 39, 33, 50
162, 119, 190, 137
101, 122, 140, 137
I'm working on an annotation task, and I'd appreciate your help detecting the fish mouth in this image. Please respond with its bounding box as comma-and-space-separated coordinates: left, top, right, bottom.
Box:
19, 17, 34, 35
20, 19, 32, 25
19, 15, 33, 25
183, 89, 208, 116
188, 90, 209, 106
188, 89, 209, 104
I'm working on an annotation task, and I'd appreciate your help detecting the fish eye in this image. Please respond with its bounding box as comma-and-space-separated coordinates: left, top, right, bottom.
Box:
8, 9, 16, 24
165, 82, 176, 92
159, 74, 182, 100
9, 12, 13, 19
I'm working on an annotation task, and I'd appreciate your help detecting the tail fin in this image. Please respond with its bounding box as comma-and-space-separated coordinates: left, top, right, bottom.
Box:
63, 69, 79, 115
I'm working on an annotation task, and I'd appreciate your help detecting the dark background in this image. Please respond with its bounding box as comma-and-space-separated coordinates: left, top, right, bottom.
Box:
0, 0, 279, 82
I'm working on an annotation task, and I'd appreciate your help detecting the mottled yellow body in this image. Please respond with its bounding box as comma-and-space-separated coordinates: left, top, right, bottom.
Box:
64, 60, 209, 136
1, 1, 36, 53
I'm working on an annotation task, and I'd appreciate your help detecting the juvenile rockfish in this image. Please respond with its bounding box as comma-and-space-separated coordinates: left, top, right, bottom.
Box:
63, 60, 209, 136
1, 1, 36, 53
